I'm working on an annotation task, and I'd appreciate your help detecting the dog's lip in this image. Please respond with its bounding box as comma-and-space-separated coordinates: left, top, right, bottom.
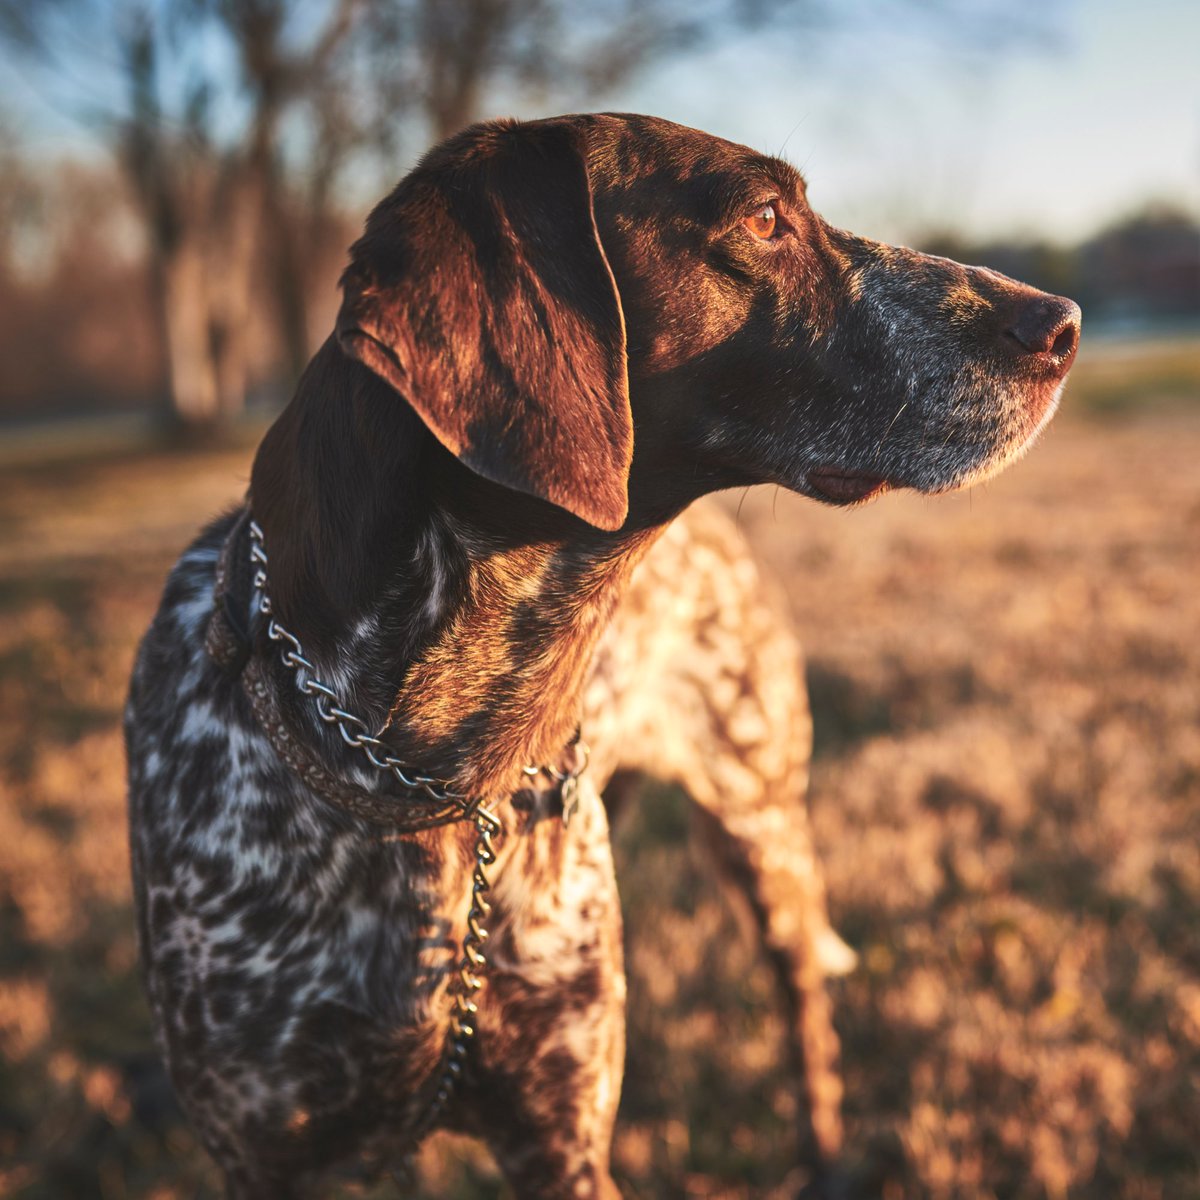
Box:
806, 467, 890, 504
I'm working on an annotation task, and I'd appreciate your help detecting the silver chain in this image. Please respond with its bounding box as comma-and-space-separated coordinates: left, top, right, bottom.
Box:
245, 516, 588, 1148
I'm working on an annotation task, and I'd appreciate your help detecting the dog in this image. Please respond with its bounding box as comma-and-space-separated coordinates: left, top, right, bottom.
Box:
126, 112, 1080, 1198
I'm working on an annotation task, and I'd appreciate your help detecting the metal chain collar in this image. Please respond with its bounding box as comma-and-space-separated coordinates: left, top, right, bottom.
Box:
245, 516, 588, 1145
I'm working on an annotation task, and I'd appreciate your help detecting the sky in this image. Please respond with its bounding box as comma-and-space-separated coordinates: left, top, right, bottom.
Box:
3, 0, 1197, 246
605, 0, 1200, 244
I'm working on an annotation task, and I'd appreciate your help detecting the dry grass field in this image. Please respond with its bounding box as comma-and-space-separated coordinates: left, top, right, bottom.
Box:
1, 342, 1198, 1198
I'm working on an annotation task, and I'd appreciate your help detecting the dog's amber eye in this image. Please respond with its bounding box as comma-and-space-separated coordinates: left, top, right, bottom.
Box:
744, 204, 777, 240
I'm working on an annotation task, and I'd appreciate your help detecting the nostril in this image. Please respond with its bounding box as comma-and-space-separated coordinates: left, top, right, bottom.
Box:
1050, 322, 1078, 360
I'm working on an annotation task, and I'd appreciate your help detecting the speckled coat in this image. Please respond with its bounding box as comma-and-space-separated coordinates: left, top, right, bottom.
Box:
126, 113, 1079, 1198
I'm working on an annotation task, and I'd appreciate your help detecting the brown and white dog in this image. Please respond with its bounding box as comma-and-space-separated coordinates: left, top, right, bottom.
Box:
125, 113, 1080, 1198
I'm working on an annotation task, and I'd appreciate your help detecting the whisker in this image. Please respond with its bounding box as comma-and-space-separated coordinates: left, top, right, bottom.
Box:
874, 401, 910, 461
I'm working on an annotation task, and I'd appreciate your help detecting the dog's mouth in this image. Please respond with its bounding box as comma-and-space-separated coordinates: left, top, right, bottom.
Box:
806, 468, 890, 504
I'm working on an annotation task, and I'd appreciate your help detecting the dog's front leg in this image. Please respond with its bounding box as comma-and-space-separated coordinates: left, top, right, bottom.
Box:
468, 783, 626, 1199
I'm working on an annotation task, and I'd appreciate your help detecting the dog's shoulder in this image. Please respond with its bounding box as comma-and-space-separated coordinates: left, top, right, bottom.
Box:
124, 509, 343, 915
605, 497, 791, 659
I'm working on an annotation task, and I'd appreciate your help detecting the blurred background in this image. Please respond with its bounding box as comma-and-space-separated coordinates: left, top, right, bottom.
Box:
1, 1, 1197, 1197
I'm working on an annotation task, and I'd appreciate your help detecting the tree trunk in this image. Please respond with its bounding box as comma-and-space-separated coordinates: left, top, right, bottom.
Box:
207, 171, 261, 420
263, 160, 312, 387
159, 239, 222, 428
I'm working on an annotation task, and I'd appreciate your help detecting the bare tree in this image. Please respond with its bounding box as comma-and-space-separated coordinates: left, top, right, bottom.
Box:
1, 0, 360, 429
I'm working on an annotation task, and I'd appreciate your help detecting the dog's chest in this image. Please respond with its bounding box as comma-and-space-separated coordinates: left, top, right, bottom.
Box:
125, 519, 621, 1144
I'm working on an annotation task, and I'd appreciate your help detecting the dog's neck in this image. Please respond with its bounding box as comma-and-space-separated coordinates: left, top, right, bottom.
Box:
250, 341, 667, 800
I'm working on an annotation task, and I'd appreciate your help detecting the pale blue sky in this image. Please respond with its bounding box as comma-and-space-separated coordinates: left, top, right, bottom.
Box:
605, 0, 1200, 242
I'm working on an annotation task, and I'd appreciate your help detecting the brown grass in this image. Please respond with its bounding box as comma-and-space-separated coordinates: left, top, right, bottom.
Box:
1, 374, 1199, 1197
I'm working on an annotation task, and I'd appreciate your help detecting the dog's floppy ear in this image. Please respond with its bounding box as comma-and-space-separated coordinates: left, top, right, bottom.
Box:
336, 119, 631, 531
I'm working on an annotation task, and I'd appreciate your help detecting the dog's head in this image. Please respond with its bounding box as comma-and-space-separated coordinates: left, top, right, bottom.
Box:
334, 112, 1080, 530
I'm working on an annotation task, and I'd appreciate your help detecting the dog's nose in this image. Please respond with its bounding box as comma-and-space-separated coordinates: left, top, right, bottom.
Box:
1004, 295, 1081, 366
